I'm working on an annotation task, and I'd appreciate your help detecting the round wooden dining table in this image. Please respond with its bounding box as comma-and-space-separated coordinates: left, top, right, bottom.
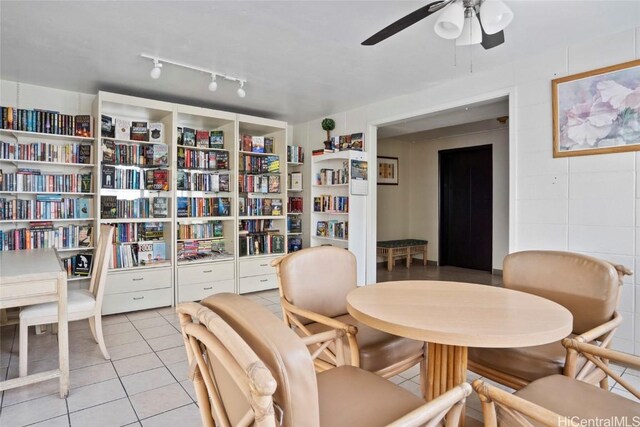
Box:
347, 280, 573, 402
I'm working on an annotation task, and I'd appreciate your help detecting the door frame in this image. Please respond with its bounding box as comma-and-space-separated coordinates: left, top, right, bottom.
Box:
366, 88, 516, 283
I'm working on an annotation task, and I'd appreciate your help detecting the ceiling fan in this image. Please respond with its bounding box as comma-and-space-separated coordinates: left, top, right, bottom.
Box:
362, 0, 513, 49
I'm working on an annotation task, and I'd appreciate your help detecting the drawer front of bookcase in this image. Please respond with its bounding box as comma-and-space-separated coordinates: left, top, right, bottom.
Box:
239, 274, 277, 294
239, 257, 279, 278
105, 268, 172, 295
178, 262, 234, 286
102, 287, 173, 315
178, 279, 235, 303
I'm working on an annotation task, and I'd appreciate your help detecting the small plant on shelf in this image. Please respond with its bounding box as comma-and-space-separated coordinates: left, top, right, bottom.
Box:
321, 118, 335, 150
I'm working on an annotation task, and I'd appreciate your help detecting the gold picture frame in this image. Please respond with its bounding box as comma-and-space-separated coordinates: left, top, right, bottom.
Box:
552, 59, 640, 158
377, 156, 398, 185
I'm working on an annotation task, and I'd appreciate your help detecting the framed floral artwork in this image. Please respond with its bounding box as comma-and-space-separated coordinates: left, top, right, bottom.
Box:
553, 59, 640, 157
377, 156, 398, 185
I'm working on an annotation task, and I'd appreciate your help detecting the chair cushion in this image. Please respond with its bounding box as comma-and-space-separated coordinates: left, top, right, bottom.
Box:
20, 289, 96, 320
306, 313, 424, 373
317, 365, 425, 427
468, 336, 585, 383
497, 375, 640, 426
201, 293, 320, 427
504, 251, 621, 334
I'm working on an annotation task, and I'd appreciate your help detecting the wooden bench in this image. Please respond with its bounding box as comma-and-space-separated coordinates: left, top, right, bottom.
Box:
377, 239, 428, 272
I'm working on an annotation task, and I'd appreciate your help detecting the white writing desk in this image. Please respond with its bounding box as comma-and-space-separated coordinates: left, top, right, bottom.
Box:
0, 248, 69, 398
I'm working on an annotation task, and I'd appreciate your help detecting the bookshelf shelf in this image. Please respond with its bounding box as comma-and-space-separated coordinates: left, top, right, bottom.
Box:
177, 254, 234, 266
177, 216, 232, 222
238, 215, 283, 220
58, 246, 95, 252
68, 275, 92, 282
286, 188, 303, 193
0, 191, 95, 196
313, 236, 348, 243
0, 159, 94, 168
176, 145, 229, 153
0, 218, 95, 224
287, 161, 304, 166
100, 136, 161, 146
238, 150, 276, 157
99, 217, 172, 224
0, 129, 94, 142
313, 211, 348, 215
108, 262, 171, 272
312, 184, 349, 188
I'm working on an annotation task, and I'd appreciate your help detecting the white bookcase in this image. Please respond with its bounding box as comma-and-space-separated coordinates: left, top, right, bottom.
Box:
236, 115, 287, 294
94, 92, 174, 315
310, 150, 367, 284
286, 144, 304, 252
174, 104, 236, 303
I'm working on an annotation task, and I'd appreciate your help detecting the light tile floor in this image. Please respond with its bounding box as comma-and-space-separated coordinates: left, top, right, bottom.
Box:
1, 264, 638, 426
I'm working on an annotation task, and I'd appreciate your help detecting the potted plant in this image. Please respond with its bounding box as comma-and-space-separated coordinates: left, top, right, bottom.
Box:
321, 118, 335, 150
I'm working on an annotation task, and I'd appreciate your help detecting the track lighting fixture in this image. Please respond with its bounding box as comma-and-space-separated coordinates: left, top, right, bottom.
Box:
140, 54, 247, 98
237, 82, 246, 98
150, 59, 162, 79
208, 74, 218, 92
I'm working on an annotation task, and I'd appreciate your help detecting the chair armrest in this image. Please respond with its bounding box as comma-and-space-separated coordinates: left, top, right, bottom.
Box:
280, 298, 358, 336
573, 311, 623, 343
386, 383, 472, 427
472, 380, 581, 427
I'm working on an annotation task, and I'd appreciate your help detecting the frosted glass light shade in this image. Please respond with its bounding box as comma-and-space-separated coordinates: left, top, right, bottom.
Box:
479, 0, 513, 34
456, 13, 482, 46
434, 1, 464, 39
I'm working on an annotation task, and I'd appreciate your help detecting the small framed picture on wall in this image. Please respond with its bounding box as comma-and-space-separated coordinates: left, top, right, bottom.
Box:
377, 156, 398, 185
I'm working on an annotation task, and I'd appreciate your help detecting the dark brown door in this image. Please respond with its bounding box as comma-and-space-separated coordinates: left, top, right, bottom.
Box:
439, 144, 492, 271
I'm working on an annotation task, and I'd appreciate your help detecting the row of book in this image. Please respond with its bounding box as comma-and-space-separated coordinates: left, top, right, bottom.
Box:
102, 140, 168, 167
177, 197, 231, 218
102, 116, 163, 143
239, 154, 279, 174
238, 197, 283, 217
61, 253, 93, 278
102, 166, 169, 191
178, 128, 224, 149
177, 147, 229, 171
288, 236, 302, 252
177, 240, 229, 262
287, 196, 303, 213
100, 196, 167, 219
177, 171, 230, 193
0, 195, 91, 220
240, 135, 275, 154
287, 172, 302, 191
0, 141, 92, 164
108, 222, 165, 244
239, 219, 277, 234
0, 224, 92, 251
0, 170, 92, 193
177, 221, 224, 240
238, 174, 280, 194
1, 107, 92, 137
316, 164, 349, 185
313, 195, 349, 213
238, 233, 285, 257
111, 241, 167, 269
287, 216, 302, 234
316, 220, 348, 239
287, 145, 304, 163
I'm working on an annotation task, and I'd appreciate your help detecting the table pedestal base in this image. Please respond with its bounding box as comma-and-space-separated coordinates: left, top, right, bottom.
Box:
425, 343, 468, 425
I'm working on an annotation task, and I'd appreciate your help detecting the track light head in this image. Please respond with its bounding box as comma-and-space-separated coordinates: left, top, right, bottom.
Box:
237, 81, 246, 98
208, 75, 218, 92
150, 59, 162, 79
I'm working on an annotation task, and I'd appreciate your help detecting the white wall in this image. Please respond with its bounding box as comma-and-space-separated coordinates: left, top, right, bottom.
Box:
0, 80, 95, 116
376, 138, 412, 241
292, 28, 640, 354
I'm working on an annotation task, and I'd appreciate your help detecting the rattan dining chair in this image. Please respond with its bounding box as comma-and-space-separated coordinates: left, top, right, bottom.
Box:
271, 246, 424, 378
178, 293, 472, 427
19, 224, 114, 377
468, 250, 631, 390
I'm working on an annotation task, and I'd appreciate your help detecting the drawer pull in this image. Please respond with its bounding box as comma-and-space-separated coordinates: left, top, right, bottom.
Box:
259, 264, 268, 267
260, 279, 269, 282
133, 296, 145, 300
203, 286, 213, 290
132, 278, 144, 282
202, 270, 213, 273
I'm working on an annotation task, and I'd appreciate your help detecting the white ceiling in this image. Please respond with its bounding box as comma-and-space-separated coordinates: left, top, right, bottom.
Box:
1, 1, 639, 124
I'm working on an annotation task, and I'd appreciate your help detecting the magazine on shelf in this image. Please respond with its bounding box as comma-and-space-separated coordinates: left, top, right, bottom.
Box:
149, 123, 163, 143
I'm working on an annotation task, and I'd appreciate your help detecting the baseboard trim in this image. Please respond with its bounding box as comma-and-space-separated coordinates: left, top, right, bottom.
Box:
492, 268, 503, 276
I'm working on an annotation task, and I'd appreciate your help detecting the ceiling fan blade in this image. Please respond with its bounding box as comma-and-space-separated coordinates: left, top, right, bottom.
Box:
478, 13, 505, 49
362, 0, 446, 46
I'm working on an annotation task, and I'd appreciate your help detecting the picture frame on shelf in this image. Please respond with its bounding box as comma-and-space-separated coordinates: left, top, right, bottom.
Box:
377, 156, 398, 185
552, 59, 640, 158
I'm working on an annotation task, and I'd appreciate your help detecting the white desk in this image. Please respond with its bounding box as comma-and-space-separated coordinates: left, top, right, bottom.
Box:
0, 248, 69, 398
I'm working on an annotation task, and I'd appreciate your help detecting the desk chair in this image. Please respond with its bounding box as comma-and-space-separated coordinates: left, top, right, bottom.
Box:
178, 293, 472, 427
19, 225, 114, 377
473, 338, 640, 426
468, 250, 631, 390
272, 246, 424, 378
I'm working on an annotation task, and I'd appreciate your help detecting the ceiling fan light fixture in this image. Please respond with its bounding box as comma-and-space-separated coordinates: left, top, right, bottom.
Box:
479, 0, 513, 35
455, 11, 482, 46
434, 0, 465, 39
